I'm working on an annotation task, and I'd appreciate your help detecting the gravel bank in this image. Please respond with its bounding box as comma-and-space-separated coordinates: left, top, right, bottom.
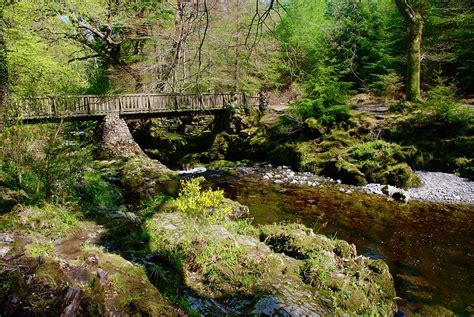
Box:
230, 166, 474, 205
408, 171, 473, 204
362, 171, 473, 204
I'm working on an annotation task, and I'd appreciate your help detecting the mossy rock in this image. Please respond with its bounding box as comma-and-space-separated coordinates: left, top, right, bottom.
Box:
223, 198, 250, 219
0, 188, 27, 213
320, 158, 368, 185
208, 132, 230, 160
258, 223, 396, 316
145, 213, 329, 315
120, 157, 178, 200
145, 213, 397, 315
0, 257, 107, 316
78, 248, 179, 316
371, 163, 421, 188
296, 137, 421, 187
270, 143, 301, 168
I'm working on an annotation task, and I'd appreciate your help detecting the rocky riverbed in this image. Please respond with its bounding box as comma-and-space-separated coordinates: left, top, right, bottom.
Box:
211, 165, 474, 205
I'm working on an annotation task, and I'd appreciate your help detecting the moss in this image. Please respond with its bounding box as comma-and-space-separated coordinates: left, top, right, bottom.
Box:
1, 258, 70, 316
1, 204, 79, 240
145, 213, 274, 298
206, 159, 250, 169
258, 223, 397, 315
144, 210, 397, 314
373, 163, 421, 188
121, 156, 178, 200
333, 159, 368, 185
296, 136, 420, 187
208, 132, 230, 160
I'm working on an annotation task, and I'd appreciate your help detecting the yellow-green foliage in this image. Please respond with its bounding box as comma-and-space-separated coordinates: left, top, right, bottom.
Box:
175, 177, 232, 224
25, 241, 54, 257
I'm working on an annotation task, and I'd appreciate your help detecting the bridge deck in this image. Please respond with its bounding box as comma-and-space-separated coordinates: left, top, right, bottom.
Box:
6, 93, 258, 122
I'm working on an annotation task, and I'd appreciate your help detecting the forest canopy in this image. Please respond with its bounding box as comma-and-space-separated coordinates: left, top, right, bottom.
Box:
1, 0, 472, 99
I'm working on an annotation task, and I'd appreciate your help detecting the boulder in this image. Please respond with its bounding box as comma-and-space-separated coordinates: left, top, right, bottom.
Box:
120, 156, 177, 200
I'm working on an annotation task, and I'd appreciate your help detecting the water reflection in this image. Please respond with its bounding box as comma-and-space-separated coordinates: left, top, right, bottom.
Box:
205, 170, 474, 315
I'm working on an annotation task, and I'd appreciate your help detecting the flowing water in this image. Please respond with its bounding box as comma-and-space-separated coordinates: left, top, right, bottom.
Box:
204, 168, 474, 315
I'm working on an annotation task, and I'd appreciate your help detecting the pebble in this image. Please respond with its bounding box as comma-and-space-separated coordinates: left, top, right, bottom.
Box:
362, 171, 473, 204
0, 245, 12, 258
243, 167, 473, 205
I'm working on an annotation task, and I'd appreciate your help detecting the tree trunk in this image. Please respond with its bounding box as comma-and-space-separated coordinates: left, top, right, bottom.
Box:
0, 9, 8, 127
395, 0, 423, 102
406, 14, 423, 102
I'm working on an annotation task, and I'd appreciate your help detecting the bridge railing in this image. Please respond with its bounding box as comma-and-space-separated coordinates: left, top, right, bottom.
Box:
6, 93, 259, 120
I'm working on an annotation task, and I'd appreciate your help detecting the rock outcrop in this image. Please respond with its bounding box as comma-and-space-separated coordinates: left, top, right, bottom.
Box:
95, 114, 146, 160
95, 114, 177, 199
145, 212, 398, 316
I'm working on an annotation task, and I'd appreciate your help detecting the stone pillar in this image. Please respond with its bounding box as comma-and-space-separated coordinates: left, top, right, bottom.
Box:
95, 114, 146, 159
258, 90, 268, 113
212, 109, 232, 134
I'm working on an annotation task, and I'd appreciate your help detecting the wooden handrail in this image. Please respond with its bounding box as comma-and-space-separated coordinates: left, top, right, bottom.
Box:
6, 92, 259, 121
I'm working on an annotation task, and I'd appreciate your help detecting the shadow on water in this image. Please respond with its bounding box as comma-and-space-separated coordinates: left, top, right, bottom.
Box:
204, 169, 474, 315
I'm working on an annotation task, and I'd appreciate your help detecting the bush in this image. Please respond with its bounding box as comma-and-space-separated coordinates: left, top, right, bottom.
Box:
368, 72, 403, 104
298, 137, 421, 188
385, 84, 473, 178
393, 85, 473, 139
174, 177, 232, 224
288, 98, 350, 130
0, 123, 94, 204
78, 171, 123, 213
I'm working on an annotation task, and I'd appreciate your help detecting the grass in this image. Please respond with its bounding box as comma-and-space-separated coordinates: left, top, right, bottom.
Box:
145, 212, 271, 297
301, 252, 337, 288
18, 204, 79, 239
25, 241, 54, 257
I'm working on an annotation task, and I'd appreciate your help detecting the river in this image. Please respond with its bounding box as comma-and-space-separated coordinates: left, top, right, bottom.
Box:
201, 168, 474, 316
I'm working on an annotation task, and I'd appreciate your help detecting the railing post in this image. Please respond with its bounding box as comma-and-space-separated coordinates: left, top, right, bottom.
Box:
118, 96, 122, 115
51, 97, 56, 117
86, 97, 91, 115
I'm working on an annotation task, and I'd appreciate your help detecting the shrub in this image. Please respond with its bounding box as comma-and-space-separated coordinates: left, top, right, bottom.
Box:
78, 171, 123, 213
287, 98, 351, 131
0, 123, 94, 204
369, 72, 403, 104
174, 177, 232, 224
385, 84, 473, 178
394, 85, 473, 139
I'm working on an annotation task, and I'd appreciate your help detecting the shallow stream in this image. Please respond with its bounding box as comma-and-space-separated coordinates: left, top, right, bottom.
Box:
203, 168, 474, 315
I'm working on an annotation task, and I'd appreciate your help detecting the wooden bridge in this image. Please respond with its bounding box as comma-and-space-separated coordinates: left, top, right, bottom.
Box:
4, 92, 259, 122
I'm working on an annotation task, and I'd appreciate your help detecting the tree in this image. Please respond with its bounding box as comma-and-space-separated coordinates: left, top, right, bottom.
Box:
0, 1, 9, 123
395, 0, 424, 102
